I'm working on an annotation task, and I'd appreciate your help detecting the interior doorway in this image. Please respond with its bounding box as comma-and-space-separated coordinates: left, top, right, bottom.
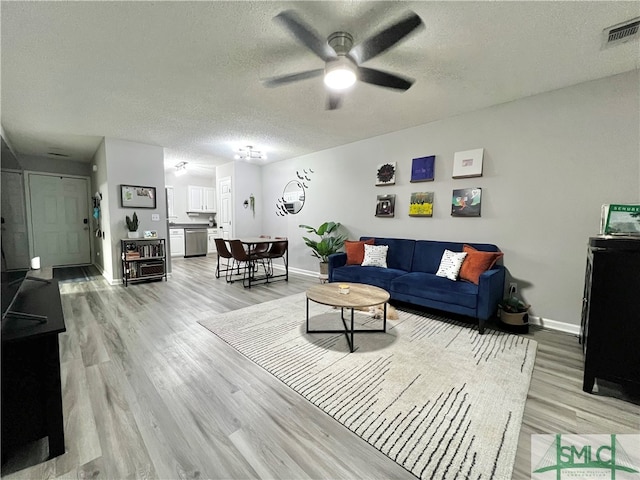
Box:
218, 176, 232, 239
27, 173, 91, 268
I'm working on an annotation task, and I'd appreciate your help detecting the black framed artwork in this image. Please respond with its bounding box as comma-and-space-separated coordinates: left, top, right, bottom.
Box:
120, 185, 156, 209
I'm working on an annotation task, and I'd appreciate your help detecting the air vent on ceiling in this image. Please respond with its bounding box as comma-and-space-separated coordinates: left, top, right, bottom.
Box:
602, 17, 640, 49
47, 152, 70, 158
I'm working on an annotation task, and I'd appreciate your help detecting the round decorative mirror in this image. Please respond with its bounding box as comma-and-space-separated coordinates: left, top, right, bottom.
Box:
282, 180, 305, 215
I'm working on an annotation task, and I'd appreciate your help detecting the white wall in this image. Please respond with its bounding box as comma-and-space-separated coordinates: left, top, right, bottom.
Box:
262, 71, 640, 328
103, 138, 166, 282
91, 139, 108, 272
18, 154, 92, 177
233, 161, 263, 237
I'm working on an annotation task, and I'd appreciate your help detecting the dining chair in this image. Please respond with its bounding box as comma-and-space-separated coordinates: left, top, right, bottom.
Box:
228, 239, 267, 287
259, 237, 288, 276
214, 238, 238, 281
252, 235, 271, 256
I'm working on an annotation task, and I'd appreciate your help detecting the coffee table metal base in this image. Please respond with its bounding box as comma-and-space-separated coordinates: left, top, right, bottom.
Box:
305, 297, 387, 353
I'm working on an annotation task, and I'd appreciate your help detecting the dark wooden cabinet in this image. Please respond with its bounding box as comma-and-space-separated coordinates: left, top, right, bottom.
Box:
581, 236, 640, 393
2, 277, 66, 460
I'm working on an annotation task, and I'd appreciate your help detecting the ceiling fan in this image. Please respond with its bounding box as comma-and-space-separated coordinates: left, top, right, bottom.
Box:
263, 10, 424, 109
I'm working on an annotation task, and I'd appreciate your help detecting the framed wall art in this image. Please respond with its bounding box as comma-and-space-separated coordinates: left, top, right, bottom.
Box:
452, 148, 484, 179
410, 155, 435, 182
120, 185, 157, 209
376, 162, 396, 186
409, 192, 434, 217
451, 188, 482, 217
375, 194, 396, 217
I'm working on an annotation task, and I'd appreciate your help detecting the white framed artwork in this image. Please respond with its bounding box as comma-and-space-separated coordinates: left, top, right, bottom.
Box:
452, 148, 484, 179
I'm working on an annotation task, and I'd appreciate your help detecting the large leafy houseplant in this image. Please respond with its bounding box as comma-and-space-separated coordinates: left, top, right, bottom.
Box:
299, 222, 346, 268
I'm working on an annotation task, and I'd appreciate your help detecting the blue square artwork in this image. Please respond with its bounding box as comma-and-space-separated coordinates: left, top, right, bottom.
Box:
411, 155, 435, 182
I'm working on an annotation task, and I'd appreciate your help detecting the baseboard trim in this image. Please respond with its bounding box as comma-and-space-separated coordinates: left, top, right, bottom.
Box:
528, 315, 580, 336
273, 266, 582, 336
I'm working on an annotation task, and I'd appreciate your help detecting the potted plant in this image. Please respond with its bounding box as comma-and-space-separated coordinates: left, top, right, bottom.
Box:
299, 221, 346, 275
126, 212, 140, 238
498, 295, 530, 331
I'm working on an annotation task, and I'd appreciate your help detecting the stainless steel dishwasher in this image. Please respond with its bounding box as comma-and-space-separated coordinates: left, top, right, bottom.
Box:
184, 228, 208, 257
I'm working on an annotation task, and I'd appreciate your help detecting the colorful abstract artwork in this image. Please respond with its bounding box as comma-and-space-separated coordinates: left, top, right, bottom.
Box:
451, 188, 482, 217
409, 192, 434, 217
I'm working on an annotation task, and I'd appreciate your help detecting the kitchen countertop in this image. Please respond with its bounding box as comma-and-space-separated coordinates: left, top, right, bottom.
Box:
169, 223, 217, 229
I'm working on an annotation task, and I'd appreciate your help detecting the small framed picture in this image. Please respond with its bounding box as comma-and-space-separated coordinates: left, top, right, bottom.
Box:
376, 162, 396, 186
144, 230, 158, 238
452, 148, 484, 179
375, 194, 396, 217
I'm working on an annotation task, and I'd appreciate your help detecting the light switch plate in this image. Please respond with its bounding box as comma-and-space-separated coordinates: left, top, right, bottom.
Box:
151, 214, 160, 221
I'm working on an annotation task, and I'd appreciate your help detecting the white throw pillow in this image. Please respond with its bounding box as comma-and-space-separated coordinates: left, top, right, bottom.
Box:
361, 244, 388, 268
435, 249, 468, 281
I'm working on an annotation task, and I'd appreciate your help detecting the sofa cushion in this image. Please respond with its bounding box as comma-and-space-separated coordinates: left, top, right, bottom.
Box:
360, 237, 415, 271
412, 240, 501, 273
391, 272, 479, 309
435, 250, 467, 281
332, 265, 406, 292
362, 244, 388, 268
459, 245, 504, 284
344, 238, 375, 265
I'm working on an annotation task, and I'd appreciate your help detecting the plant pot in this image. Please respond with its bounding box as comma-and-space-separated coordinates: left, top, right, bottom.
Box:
499, 308, 529, 333
127, 231, 140, 239
319, 262, 328, 276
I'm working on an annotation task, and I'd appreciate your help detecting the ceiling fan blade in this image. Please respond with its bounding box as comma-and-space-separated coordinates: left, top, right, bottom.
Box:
349, 12, 423, 64
358, 67, 414, 91
326, 92, 343, 110
274, 10, 337, 61
262, 69, 324, 87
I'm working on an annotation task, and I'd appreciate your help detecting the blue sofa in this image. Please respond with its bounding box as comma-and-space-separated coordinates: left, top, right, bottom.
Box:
328, 237, 505, 333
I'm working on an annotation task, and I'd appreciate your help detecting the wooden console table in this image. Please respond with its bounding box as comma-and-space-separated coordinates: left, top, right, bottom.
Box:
1, 273, 66, 460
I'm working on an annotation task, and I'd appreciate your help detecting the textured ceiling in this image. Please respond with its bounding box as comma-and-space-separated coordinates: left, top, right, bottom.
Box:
1, 1, 639, 177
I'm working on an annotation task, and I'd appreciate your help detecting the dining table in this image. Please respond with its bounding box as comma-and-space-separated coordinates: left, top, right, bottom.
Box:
234, 237, 289, 288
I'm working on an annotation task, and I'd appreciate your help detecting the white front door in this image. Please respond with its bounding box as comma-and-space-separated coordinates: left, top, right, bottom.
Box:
28, 173, 91, 267
1, 171, 30, 269
218, 176, 232, 239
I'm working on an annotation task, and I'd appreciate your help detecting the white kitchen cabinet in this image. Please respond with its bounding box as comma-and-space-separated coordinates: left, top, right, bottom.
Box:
169, 228, 185, 257
207, 228, 222, 254
188, 186, 216, 213
204, 188, 216, 213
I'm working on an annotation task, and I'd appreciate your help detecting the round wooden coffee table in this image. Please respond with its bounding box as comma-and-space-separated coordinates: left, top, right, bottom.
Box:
306, 282, 390, 352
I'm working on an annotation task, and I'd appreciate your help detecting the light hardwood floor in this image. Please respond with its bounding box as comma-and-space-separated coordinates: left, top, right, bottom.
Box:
2, 256, 638, 479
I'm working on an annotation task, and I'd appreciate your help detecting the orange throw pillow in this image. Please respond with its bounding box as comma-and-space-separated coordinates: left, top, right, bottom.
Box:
345, 239, 375, 265
459, 244, 504, 284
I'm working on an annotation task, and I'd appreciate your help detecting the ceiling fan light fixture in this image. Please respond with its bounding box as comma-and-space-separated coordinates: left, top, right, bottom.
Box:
324, 57, 356, 90
235, 146, 267, 161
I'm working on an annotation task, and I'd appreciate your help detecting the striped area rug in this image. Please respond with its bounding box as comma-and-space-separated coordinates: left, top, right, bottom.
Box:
199, 293, 536, 479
